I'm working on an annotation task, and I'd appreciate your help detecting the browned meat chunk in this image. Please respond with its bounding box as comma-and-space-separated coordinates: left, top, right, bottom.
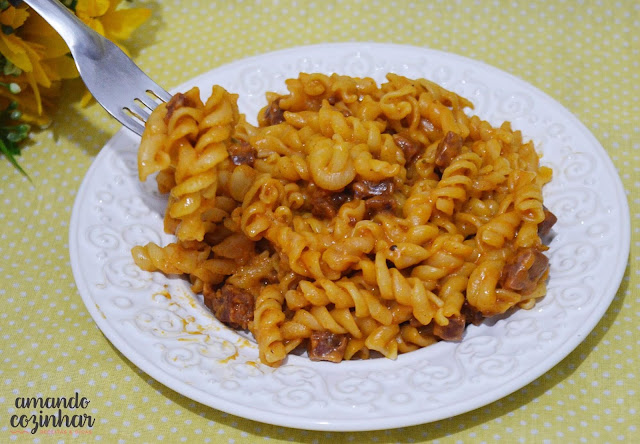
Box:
538, 206, 557, 237
309, 188, 351, 219
204, 284, 254, 330
308, 331, 347, 363
350, 179, 397, 218
502, 248, 550, 295
263, 98, 285, 125
228, 140, 257, 166
351, 179, 395, 199
164, 93, 194, 123
461, 302, 485, 326
393, 134, 423, 163
433, 315, 466, 341
435, 131, 463, 172
365, 194, 397, 218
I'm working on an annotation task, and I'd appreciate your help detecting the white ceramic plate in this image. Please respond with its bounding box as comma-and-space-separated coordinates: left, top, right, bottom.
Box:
69, 43, 630, 431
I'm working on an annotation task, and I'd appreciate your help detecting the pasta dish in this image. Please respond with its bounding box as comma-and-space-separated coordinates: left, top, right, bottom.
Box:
131, 73, 556, 366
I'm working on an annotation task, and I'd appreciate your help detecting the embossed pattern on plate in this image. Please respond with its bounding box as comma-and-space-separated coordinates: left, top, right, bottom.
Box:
69, 43, 630, 431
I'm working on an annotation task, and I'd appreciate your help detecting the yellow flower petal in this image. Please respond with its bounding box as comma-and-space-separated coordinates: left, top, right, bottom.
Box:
21, 11, 70, 59
0, 7, 29, 28
0, 31, 56, 91
0, 34, 32, 72
106, 0, 124, 14
25, 71, 42, 114
80, 16, 106, 37
80, 89, 94, 107
102, 8, 151, 41
109, 40, 131, 57
21, 43, 51, 88
0, 92, 51, 125
0, 73, 59, 126
43, 55, 78, 80
76, 0, 110, 20
18, 111, 50, 127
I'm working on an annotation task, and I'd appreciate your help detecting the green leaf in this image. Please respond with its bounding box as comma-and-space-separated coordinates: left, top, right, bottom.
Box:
0, 138, 30, 180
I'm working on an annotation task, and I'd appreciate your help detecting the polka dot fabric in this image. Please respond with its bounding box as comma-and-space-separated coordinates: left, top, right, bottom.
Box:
1, 0, 637, 442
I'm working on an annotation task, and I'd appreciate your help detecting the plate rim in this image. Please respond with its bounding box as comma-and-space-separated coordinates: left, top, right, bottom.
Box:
69, 42, 631, 431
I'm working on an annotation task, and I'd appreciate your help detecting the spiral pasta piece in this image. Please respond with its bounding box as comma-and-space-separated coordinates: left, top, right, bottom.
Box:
251, 286, 287, 367
131, 242, 236, 290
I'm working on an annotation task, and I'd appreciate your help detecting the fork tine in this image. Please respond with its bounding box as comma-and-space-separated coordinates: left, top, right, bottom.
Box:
21, 0, 173, 136
136, 92, 161, 112
149, 88, 173, 103
116, 110, 147, 136
128, 102, 152, 121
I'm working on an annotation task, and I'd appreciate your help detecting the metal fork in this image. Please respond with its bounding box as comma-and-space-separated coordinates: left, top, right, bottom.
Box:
22, 0, 172, 136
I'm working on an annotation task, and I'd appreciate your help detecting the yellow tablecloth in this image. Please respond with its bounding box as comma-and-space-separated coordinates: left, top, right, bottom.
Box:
2, 1, 637, 442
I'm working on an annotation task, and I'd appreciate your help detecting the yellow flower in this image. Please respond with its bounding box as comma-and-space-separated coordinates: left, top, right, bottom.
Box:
0, 1, 152, 176
0, 1, 151, 121
0, 74, 60, 127
75, 0, 151, 105
21, 9, 79, 80
0, 5, 78, 125
76, 0, 151, 44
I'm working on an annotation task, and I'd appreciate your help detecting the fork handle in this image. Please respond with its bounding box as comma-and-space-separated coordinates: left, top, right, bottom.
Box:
22, 0, 105, 59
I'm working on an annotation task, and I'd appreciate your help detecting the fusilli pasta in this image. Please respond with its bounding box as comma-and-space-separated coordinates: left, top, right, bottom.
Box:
133, 73, 555, 366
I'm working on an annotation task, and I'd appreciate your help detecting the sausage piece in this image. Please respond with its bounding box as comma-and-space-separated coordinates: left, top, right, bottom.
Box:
228, 140, 257, 166
204, 284, 254, 330
351, 179, 395, 199
502, 248, 550, 295
433, 314, 466, 341
435, 131, 463, 172
393, 134, 423, 163
309, 188, 351, 219
365, 194, 397, 218
350, 179, 397, 218
461, 301, 485, 326
308, 331, 348, 363
263, 98, 286, 125
164, 93, 195, 123
538, 206, 557, 237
